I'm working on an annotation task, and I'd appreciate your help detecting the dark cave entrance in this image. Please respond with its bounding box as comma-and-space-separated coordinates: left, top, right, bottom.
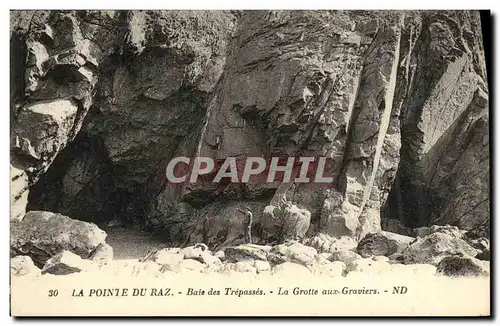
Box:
26, 132, 149, 230
381, 169, 432, 229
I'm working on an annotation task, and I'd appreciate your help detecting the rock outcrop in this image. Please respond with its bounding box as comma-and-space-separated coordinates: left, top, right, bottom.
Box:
356, 233, 399, 258
11, 255, 41, 277
10, 10, 489, 251
383, 12, 489, 237
402, 232, 478, 266
11, 211, 107, 266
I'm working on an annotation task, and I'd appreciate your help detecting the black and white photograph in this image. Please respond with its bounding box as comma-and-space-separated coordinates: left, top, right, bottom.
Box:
8, 6, 492, 317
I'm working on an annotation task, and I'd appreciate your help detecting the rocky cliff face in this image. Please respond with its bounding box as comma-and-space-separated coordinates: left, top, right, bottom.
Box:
10, 10, 490, 248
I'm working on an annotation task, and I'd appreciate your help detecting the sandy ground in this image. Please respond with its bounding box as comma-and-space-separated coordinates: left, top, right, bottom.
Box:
104, 226, 169, 260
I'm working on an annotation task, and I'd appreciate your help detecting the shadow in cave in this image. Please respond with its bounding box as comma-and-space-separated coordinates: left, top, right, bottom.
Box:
382, 168, 431, 229
27, 132, 143, 229
26, 132, 175, 259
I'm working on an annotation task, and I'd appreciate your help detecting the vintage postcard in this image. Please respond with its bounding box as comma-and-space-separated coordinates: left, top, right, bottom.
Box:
9, 9, 491, 316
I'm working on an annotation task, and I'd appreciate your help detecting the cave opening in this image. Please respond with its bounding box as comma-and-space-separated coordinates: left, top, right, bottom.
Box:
26, 132, 147, 230
25, 130, 174, 259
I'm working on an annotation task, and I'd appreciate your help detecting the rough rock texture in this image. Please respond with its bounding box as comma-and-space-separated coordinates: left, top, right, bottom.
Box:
402, 232, 478, 266
13, 100, 79, 168
11, 11, 109, 185
10, 10, 489, 250
11, 255, 41, 277
42, 250, 96, 275
436, 256, 489, 277
413, 224, 467, 238
357, 231, 414, 257
356, 233, 399, 257
262, 200, 311, 242
330, 250, 362, 264
224, 244, 272, 262
467, 237, 490, 261
10, 211, 107, 267
411, 224, 490, 261
268, 241, 318, 266
383, 12, 489, 237
10, 163, 29, 221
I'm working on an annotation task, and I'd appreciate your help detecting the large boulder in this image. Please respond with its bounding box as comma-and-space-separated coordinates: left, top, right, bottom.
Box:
357, 233, 398, 258
330, 250, 362, 264
402, 232, 478, 265
214, 250, 225, 261
412, 225, 490, 261
11, 211, 107, 267
436, 256, 489, 277
268, 241, 318, 267
357, 231, 414, 257
11, 11, 113, 183
11, 255, 41, 277
224, 244, 272, 262
179, 244, 207, 260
